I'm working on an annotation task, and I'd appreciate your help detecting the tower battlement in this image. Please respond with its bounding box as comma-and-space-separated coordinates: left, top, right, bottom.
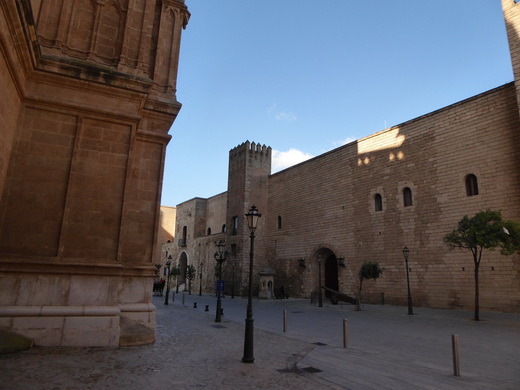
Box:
229, 141, 272, 159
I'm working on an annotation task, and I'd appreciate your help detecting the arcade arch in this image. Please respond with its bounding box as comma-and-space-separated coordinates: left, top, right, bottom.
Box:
314, 247, 339, 299
178, 251, 188, 291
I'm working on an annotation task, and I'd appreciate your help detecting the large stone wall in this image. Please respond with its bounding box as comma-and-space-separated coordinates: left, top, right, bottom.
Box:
267, 84, 520, 312
0, 38, 21, 198
0, 0, 189, 346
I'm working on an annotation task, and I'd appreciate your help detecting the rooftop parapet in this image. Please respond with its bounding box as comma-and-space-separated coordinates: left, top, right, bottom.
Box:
229, 141, 272, 158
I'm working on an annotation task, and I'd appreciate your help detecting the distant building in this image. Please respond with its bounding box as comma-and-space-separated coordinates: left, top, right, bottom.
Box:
0, 0, 189, 346
157, 206, 177, 274
169, 1, 520, 313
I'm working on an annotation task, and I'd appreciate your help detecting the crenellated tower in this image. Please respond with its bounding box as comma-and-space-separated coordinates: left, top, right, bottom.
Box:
225, 141, 271, 295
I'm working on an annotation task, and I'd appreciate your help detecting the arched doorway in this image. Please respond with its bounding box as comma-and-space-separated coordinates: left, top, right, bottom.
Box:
316, 248, 339, 299
325, 254, 339, 297
178, 252, 188, 291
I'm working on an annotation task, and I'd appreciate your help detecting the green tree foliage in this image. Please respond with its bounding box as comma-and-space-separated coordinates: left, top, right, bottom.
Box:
444, 210, 520, 321
356, 262, 383, 311
186, 265, 196, 295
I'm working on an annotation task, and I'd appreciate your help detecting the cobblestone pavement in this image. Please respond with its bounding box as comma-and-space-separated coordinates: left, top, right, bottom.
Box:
2, 292, 520, 390
0, 296, 329, 390
173, 293, 520, 390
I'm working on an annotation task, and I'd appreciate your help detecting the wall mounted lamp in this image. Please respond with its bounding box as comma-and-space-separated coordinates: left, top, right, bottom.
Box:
298, 258, 306, 268
337, 256, 346, 267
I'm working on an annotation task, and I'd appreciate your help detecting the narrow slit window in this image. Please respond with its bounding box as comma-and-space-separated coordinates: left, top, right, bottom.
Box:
278, 215, 282, 229
403, 187, 413, 207
465, 174, 479, 196
232, 216, 238, 235
374, 193, 383, 212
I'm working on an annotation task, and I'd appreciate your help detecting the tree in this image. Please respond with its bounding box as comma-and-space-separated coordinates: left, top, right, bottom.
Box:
355, 262, 383, 311
444, 210, 520, 321
186, 265, 196, 295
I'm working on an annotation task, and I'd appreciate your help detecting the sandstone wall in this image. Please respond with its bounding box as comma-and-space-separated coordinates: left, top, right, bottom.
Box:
267, 84, 520, 312
0, 0, 189, 346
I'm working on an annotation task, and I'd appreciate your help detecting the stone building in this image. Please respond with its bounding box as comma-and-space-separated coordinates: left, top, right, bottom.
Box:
0, 0, 189, 346
156, 205, 176, 273
171, 145, 270, 297
170, 1, 520, 313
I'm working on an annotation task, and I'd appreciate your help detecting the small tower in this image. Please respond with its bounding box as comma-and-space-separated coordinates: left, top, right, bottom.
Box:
225, 141, 271, 295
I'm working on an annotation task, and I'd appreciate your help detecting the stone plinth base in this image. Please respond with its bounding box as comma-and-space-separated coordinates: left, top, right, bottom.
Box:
0, 303, 156, 347
0, 305, 121, 347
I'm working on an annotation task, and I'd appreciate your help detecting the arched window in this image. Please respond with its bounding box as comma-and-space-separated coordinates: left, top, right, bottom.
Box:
180, 226, 187, 246
207, 227, 211, 235
222, 224, 226, 233
465, 174, 479, 196
374, 193, 383, 212
278, 215, 282, 229
403, 187, 413, 207
232, 216, 238, 235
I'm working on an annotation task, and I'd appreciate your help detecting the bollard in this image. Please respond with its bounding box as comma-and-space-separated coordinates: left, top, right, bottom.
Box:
205, 305, 209, 312
452, 334, 460, 377
283, 309, 288, 332
193, 302, 197, 309
343, 319, 348, 348
182, 294, 185, 305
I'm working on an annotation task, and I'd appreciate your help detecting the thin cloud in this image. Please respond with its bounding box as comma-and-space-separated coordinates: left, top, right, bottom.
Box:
272, 148, 314, 173
267, 103, 277, 115
275, 111, 297, 122
267, 103, 297, 122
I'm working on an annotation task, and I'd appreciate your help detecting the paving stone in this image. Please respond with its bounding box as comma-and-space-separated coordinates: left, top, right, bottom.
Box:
1, 294, 519, 389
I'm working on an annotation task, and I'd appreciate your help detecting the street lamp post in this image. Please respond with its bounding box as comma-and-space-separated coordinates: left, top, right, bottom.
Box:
199, 262, 203, 296
318, 254, 323, 307
175, 268, 180, 294
402, 246, 414, 315
242, 205, 261, 363
231, 261, 236, 299
164, 256, 172, 305
214, 240, 227, 322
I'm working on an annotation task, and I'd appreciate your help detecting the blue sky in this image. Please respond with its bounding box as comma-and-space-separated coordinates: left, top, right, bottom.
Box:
161, 0, 513, 207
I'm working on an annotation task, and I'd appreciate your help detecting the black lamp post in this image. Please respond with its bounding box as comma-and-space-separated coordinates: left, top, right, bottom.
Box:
402, 246, 414, 315
214, 240, 227, 322
242, 204, 261, 363
318, 254, 323, 308
164, 256, 172, 305
199, 262, 203, 296
231, 261, 236, 299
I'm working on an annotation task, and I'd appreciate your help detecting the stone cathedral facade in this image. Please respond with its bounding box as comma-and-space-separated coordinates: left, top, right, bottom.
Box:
170, 1, 520, 314
0, 0, 189, 346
